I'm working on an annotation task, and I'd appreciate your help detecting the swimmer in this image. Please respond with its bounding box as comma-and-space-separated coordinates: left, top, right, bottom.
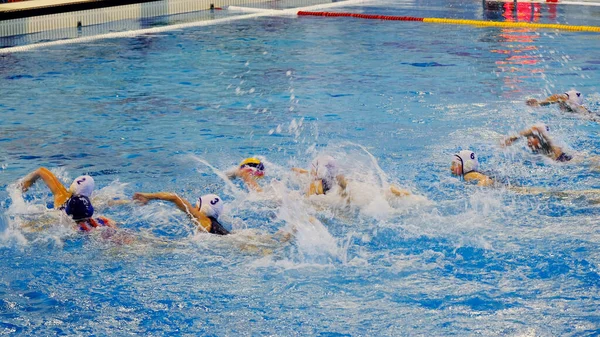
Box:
19, 167, 119, 232
502, 123, 573, 162
292, 155, 347, 196
292, 155, 411, 197
450, 149, 545, 194
64, 194, 117, 231
226, 157, 265, 192
526, 89, 592, 115
131, 191, 295, 246
450, 150, 494, 186
132, 192, 230, 235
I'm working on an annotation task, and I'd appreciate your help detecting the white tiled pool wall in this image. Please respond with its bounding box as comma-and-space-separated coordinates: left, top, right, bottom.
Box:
0, 0, 273, 37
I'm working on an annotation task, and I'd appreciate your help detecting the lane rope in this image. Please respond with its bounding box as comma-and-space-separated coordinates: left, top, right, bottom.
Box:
297, 11, 600, 32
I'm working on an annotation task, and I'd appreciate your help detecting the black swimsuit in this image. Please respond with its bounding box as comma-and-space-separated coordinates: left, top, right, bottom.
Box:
208, 216, 230, 235
556, 152, 573, 162
321, 179, 332, 194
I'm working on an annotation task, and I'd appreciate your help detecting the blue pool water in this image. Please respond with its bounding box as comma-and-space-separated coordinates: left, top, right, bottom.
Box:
1, 0, 600, 335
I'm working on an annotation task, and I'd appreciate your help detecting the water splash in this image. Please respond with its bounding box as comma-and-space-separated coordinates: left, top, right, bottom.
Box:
188, 155, 243, 196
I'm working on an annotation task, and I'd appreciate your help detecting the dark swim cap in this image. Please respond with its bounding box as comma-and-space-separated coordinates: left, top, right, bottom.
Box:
65, 195, 94, 221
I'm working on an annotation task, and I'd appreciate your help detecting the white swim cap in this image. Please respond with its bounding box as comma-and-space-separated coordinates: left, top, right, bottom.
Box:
69, 175, 95, 197
531, 123, 550, 138
198, 194, 224, 219
311, 155, 338, 181
453, 150, 479, 175
565, 90, 583, 106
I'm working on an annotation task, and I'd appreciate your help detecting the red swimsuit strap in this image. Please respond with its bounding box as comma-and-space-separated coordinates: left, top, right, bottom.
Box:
79, 218, 100, 231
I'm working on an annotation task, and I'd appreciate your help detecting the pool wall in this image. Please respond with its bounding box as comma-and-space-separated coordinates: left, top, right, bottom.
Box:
0, 0, 270, 37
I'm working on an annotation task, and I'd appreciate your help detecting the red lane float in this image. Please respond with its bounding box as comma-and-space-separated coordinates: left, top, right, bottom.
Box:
297, 11, 424, 21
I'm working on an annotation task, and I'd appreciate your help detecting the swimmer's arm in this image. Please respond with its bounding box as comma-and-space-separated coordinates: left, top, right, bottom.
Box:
291, 167, 309, 174
238, 171, 263, 192
107, 199, 133, 206
477, 176, 494, 187
132, 192, 212, 231
336, 175, 348, 191
20, 167, 71, 207
503, 126, 540, 146
527, 94, 566, 107
518, 127, 536, 137
226, 169, 263, 192
501, 127, 534, 146
526, 98, 540, 107
390, 185, 411, 197
308, 180, 323, 196
502, 135, 520, 147
506, 186, 547, 194
337, 175, 349, 198
464, 172, 494, 187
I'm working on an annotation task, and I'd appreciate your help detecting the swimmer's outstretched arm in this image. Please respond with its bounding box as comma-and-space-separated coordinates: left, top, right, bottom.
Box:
390, 185, 411, 197
505, 186, 548, 194
106, 199, 133, 206
502, 125, 555, 147
291, 167, 309, 174
132, 192, 212, 232
20, 167, 71, 207
502, 129, 532, 147
526, 94, 566, 107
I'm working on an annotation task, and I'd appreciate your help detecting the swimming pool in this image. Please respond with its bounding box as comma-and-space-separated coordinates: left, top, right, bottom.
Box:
1, 0, 599, 335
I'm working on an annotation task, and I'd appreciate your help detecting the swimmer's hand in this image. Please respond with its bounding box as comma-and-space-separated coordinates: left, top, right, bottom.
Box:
132, 193, 150, 205
526, 98, 540, 107
19, 170, 40, 192
501, 136, 519, 147
20, 180, 32, 192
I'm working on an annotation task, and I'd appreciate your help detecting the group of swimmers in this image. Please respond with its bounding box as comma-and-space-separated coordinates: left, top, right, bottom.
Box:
19, 159, 264, 236
451, 89, 595, 187
17, 89, 596, 238
19, 154, 412, 239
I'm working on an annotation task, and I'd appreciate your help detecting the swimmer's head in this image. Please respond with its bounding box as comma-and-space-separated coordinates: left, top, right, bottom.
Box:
451, 150, 478, 176
69, 175, 95, 198
196, 194, 224, 219
527, 124, 552, 154
565, 90, 584, 107
239, 157, 265, 177
65, 195, 94, 222
310, 155, 338, 181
